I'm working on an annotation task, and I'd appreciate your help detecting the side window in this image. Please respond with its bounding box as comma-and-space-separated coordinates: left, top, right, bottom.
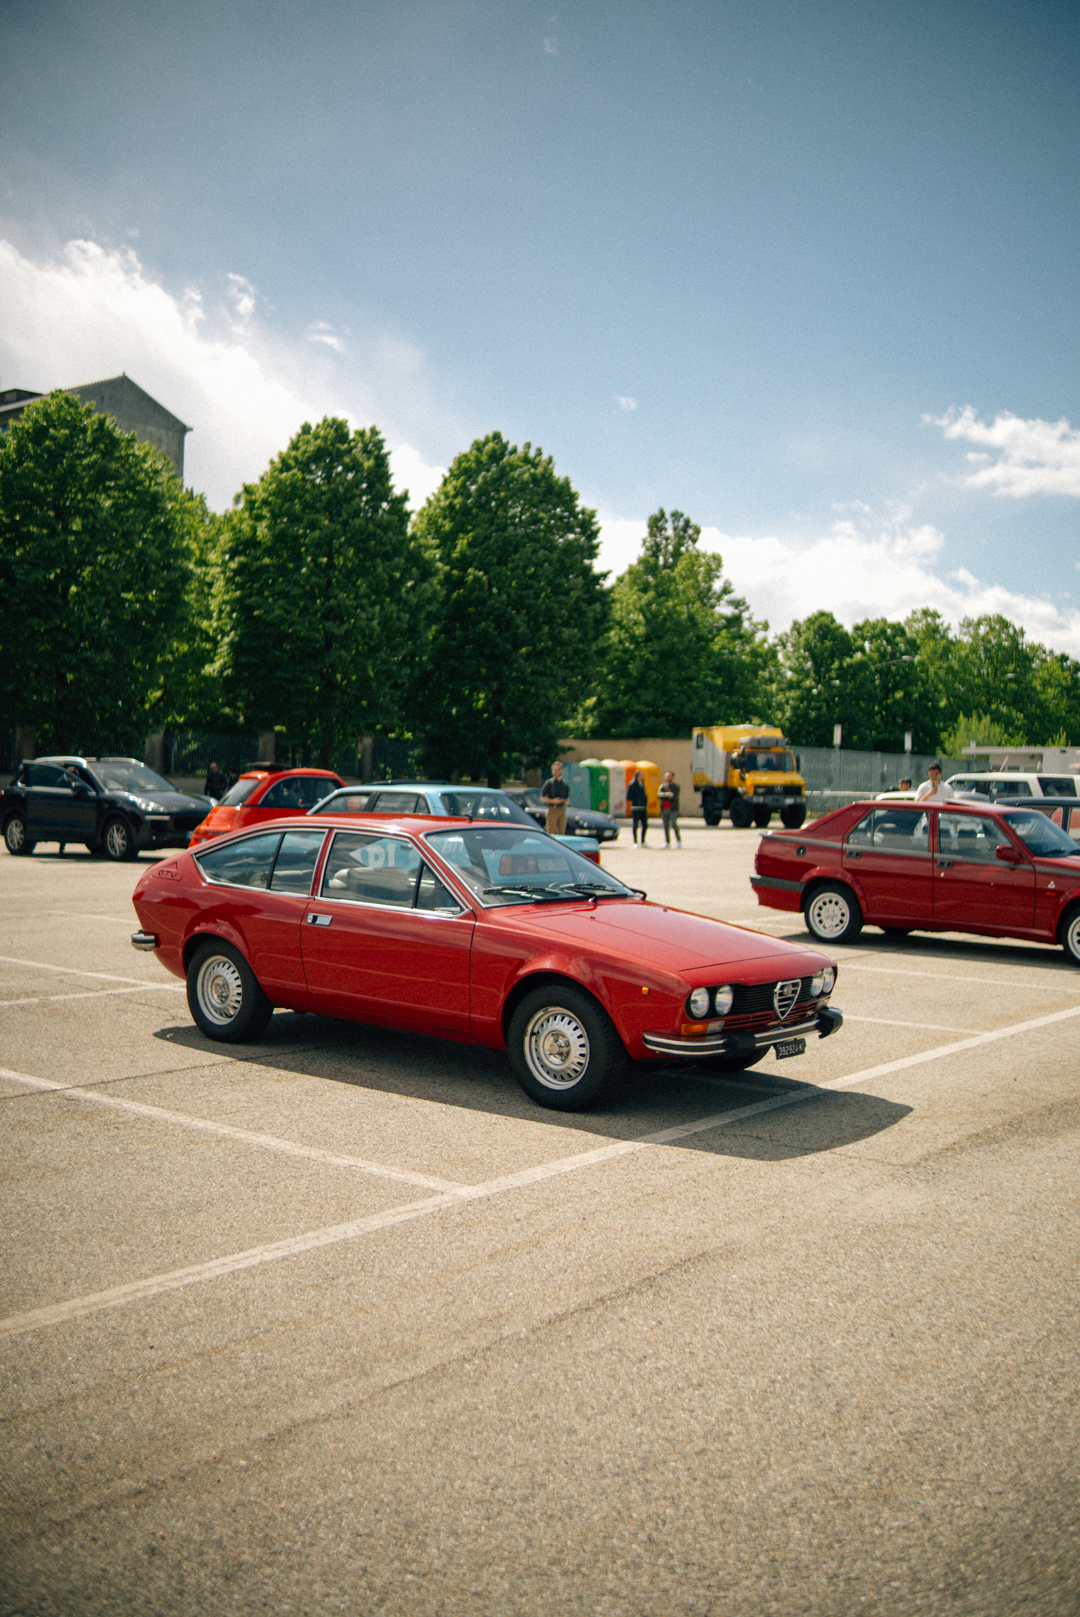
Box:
938, 815, 1010, 863
195, 831, 282, 888
25, 763, 69, 788
293, 776, 335, 808
259, 778, 307, 809
845, 810, 876, 847
270, 830, 326, 894
321, 832, 421, 907
987, 779, 1031, 800
1040, 778, 1075, 798
368, 791, 424, 814
416, 862, 462, 912
313, 791, 372, 815
1065, 809, 1080, 846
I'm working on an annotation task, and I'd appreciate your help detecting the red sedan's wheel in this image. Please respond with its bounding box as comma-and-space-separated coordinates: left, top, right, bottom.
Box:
187, 940, 273, 1043
1062, 906, 1080, 968
509, 985, 628, 1111
804, 882, 863, 944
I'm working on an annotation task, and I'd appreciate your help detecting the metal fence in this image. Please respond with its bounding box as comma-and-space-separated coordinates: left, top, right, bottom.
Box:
163, 731, 261, 779
796, 746, 968, 813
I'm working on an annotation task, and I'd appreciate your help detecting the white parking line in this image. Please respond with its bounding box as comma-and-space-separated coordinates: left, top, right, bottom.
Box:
4, 998, 1080, 1342
0, 1067, 466, 1194
1, 986, 183, 1009
46, 912, 144, 925
837, 960, 1080, 992
843, 1014, 978, 1033
0, 954, 183, 991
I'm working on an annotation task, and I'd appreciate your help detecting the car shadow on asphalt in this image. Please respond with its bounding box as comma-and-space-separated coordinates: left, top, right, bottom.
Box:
152, 1013, 911, 1161
770, 922, 1076, 974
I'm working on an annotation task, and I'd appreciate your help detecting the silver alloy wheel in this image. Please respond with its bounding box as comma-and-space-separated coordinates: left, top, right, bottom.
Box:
1065, 910, 1080, 965
523, 1005, 592, 1089
105, 819, 130, 859
807, 888, 852, 941
4, 816, 25, 853
195, 953, 245, 1026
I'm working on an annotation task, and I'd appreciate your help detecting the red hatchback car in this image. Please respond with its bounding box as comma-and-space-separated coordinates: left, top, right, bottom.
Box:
188, 768, 345, 848
753, 799, 1080, 965
132, 814, 842, 1109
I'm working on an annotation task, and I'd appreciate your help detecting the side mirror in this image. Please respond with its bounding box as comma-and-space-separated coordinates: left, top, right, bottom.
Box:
71, 780, 92, 797
996, 844, 1023, 865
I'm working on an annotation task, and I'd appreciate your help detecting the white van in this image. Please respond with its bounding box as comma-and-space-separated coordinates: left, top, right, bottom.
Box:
946, 771, 1079, 801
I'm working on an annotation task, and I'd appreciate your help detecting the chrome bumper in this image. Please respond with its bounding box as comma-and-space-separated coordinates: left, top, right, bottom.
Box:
642, 1006, 842, 1059
131, 931, 159, 952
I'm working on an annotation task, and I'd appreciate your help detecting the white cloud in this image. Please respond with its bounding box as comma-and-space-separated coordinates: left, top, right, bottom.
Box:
389, 443, 445, 509
308, 320, 345, 353
932, 406, 1080, 498
616, 395, 637, 412
0, 237, 448, 512
596, 509, 1080, 658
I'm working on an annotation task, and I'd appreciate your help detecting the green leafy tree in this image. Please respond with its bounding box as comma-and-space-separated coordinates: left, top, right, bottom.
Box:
940, 711, 1024, 758
411, 432, 606, 784
771, 611, 873, 748
849, 617, 939, 751
583, 509, 773, 737
217, 418, 430, 763
0, 391, 194, 752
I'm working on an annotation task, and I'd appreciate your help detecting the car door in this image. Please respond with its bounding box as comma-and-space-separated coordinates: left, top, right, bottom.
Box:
22, 764, 97, 840
841, 806, 933, 921
194, 829, 326, 1000
934, 812, 1035, 931
301, 829, 473, 1032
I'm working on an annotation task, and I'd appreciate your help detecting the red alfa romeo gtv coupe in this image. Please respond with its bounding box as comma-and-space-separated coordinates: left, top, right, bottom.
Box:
132, 813, 843, 1110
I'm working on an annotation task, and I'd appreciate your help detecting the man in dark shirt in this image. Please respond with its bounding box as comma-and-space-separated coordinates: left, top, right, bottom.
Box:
204, 761, 225, 800
659, 771, 681, 847
541, 761, 570, 835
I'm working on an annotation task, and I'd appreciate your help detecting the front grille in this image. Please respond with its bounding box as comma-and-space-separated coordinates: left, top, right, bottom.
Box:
171, 812, 204, 832
731, 976, 814, 1016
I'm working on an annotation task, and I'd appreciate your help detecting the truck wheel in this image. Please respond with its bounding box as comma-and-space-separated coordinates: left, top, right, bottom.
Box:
508, 985, 628, 1110
753, 809, 771, 829
805, 883, 863, 944
703, 808, 722, 826
780, 806, 806, 829
3, 814, 35, 856
729, 798, 754, 829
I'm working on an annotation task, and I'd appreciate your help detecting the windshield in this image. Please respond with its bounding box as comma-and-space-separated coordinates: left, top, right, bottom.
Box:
220, 777, 262, 807
439, 790, 536, 826
91, 761, 176, 795
425, 825, 634, 907
742, 751, 795, 773
1001, 810, 1080, 858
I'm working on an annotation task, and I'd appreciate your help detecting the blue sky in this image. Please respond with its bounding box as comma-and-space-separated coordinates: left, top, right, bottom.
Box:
2, 0, 1079, 650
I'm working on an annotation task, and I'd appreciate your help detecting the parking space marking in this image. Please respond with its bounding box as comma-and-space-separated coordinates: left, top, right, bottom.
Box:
0, 954, 184, 991
0, 1067, 468, 1194
46, 911, 145, 925
843, 1013, 979, 1033
1, 986, 184, 1009
836, 960, 1080, 992
4, 998, 1080, 1343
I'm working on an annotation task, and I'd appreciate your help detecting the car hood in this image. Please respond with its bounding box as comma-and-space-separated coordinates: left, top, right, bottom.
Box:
504, 900, 827, 974
130, 792, 212, 812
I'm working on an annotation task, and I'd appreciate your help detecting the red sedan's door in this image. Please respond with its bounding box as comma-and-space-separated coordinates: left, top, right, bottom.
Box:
301, 829, 474, 1032
934, 812, 1035, 931
841, 806, 933, 921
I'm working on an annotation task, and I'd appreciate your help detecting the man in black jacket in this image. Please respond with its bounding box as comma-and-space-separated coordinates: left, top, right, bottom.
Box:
627, 770, 649, 845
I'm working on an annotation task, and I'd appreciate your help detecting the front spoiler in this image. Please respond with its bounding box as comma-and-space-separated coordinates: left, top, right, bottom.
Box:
642, 1006, 842, 1059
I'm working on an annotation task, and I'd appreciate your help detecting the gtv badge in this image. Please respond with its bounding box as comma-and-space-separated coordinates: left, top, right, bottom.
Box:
773, 979, 801, 1020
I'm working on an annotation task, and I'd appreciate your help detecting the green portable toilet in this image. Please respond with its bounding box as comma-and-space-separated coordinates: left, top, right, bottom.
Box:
578, 758, 609, 813
567, 762, 592, 811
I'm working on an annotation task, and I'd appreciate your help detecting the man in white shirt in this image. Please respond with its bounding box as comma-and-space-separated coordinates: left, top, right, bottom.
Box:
915, 761, 955, 801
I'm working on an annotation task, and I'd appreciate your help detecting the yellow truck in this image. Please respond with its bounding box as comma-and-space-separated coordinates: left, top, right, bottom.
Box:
691, 724, 807, 829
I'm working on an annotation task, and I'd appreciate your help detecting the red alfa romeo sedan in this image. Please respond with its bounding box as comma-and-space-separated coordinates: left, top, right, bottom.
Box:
753, 799, 1080, 964
188, 768, 345, 848
132, 814, 842, 1110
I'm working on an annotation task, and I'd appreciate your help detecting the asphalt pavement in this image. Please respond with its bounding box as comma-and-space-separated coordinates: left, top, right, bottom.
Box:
2, 822, 1079, 1616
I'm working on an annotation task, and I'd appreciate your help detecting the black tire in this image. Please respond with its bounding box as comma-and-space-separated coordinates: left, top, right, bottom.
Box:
804, 882, 864, 944
3, 814, 35, 856
186, 939, 273, 1043
729, 797, 754, 829
102, 816, 138, 862
1061, 905, 1080, 968
752, 809, 771, 829
703, 809, 722, 826
508, 984, 629, 1110
780, 805, 806, 829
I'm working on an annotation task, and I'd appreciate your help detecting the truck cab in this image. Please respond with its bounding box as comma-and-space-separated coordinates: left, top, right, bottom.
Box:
692, 724, 807, 829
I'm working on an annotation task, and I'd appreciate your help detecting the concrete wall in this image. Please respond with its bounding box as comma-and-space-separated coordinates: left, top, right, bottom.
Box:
69, 376, 189, 479
556, 738, 701, 814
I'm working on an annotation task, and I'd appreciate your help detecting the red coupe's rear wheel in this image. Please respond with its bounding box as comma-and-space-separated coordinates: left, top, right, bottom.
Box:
187, 940, 273, 1042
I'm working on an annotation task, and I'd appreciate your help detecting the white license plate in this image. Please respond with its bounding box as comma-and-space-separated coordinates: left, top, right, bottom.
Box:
774, 1037, 806, 1060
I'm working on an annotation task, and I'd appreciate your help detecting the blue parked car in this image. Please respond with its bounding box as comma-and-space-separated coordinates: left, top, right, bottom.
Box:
308, 781, 603, 863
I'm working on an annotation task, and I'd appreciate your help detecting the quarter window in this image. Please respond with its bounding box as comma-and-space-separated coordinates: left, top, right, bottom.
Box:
195, 831, 282, 888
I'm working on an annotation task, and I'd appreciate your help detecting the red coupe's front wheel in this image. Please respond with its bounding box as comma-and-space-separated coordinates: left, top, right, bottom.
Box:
508, 985, 628, 1111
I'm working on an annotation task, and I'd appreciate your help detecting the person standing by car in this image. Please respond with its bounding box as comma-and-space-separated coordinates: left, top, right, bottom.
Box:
204, 761, 225, 800
627, 769, 649, 845
541, 760, 570, 835
916, 761, 955, 802
897, 776, 912, 792
658, 770, 681, 847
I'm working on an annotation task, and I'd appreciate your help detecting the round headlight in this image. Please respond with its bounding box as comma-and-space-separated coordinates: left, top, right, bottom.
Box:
822, 966, 836, 994
688, 987, 711, 1020
713, 984, 734, 1016
811, 971, 825, 998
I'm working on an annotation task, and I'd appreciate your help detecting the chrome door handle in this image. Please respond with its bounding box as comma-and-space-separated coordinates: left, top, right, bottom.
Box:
306, 912, 333, 926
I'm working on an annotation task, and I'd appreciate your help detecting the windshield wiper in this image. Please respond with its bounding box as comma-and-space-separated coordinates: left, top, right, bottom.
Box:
480, 884, 567, 902
541, 882, 638, 899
